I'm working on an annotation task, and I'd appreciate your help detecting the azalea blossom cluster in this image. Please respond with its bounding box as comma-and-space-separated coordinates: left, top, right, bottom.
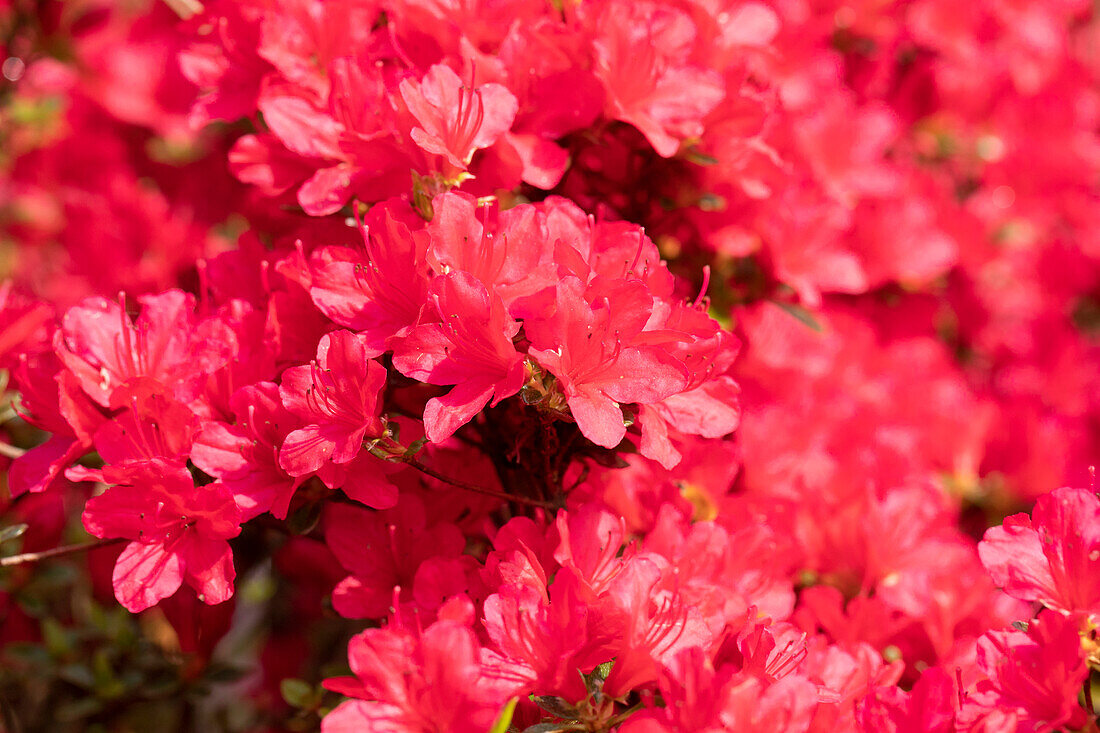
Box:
0, 0, 1098, 731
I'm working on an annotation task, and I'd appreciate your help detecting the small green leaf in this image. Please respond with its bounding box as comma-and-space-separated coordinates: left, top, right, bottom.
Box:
532, 695, 578, 719
770, 300, 824, 333
92, 648, 116, 683
58, 663, 96, 689
3, 641, 51, 667
404, 437, 428, 458
281, 678, 314, 708
41, 617, 72, 657
488, 697, 518, 733
685, 149, 719, 166
0, 523, 28, 544
16, 591, 47, 618
205, 660, 248, 686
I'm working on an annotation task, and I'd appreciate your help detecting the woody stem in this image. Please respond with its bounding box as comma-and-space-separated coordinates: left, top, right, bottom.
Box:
0, 537, 125, 567
0, 442, 25, 459
401, 455, 557, 510
372, 437, 556, 510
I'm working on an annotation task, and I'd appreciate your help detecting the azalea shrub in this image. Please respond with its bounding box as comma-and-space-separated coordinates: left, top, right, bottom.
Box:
0, 0, 1099, 731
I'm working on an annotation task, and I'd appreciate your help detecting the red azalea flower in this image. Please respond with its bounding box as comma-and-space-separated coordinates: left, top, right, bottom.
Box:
82, 459, 241, 612
279, 330, 387, 476
325, 497, 466, 619
191, 382, 304, 520
979, 486, 1100, 619
399, 63, 518, 172
586, 0, 725, 157
308, 201, 431, 353
524, 277, 688, 448
322, 618, 512, 733
426, 192, 554, 305
392, 271, 526, 442
959, 611, 1090, 732
55, 290, 233, 410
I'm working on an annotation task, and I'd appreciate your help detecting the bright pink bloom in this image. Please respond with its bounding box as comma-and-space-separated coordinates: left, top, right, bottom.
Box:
9, 352, 104, 495
279, 330, 388, 476
322, 618, 512, 733
858, 667, 957, 733
619, 646, 819, 733
523, 277, 688, 448
586, 0, 725, 157
392, 271, 525, 442
0, 282, 51, 366
553, 505, 629, 595
600, 556, 712, 697
978, 487, 1100, 618
636, 301, 741, 468
400, 64, 518, 171
308, 202, 431, 353
481, 569, 597, 701
642, 509, 796, 630
191, 382, 304, 520
425, 192, 554, 305
959, 611, 1090, 732
82, 459, 241, 612
178, 0, 270, 127
325, 498, 467, 619
55, 290, 232, 410
258, 56, 412, 215
93, 394, 200, 468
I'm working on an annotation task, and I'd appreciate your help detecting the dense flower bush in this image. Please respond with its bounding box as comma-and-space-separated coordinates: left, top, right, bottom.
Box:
0, 0, 1098, 730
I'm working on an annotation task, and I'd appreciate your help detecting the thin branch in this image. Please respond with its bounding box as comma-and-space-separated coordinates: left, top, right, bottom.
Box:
162, 0, 203, 19
0, 442, 25, 459
400, 454, 557, 510
0, 537, 124, 567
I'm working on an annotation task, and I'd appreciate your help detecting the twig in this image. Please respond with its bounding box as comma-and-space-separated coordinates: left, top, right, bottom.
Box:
162, 0, 204, 19
0, 537, 124, 567
401, 454, 556, 510
0, 442, 25, 459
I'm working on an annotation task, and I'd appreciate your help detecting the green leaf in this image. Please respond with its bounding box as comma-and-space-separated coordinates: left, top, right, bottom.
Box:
58, 663, 96, 689
281, 678, 314, 708
404, 437, 428, 458
3, 641, 51, 667
16, 591, 48, 618
0, 523, 28, 544
488, 697, 518, 733
204, 664, 248, 684
685, 149, 719, 166
41, 617, 72, 657
531, 695, 578, 718
770, 299, 824, 333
